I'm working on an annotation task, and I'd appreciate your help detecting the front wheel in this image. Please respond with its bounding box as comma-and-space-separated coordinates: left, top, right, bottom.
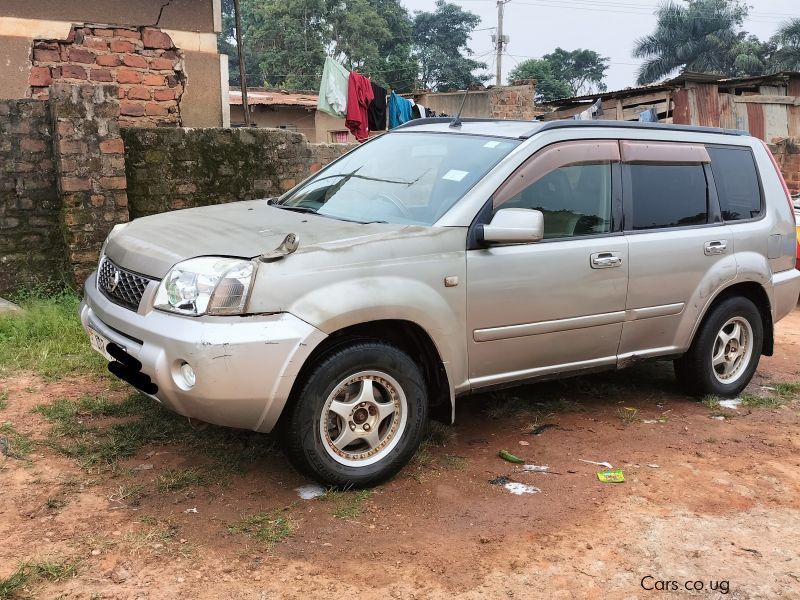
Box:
281, 341, 428, 487
674, 296, 763, 397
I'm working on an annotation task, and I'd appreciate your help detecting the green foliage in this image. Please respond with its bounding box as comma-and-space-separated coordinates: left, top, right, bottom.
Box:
509, 58, 572, 102
412, 0, 488, 91
0, 290, 106, 380
228, 510, 293, 547
320, 488, 372, 519
633, 0, 769, 84
740, 393, 784, 408
0, 560, 77, 599
771, 19, 800, 71
509, 48, 608, 101
0, 422, 34, 459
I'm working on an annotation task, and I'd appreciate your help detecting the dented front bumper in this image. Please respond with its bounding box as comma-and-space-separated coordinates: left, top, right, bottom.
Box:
79, 273, 327, 432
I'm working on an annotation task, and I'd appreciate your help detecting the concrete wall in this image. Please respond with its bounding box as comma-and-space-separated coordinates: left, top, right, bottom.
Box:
230, 105, 356, 144
0, 98, 67, 292
0, 0, 224, 127
410, 82, 541, 120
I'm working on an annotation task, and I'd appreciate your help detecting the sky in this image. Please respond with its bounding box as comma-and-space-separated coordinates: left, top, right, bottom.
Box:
401, 0, 799, 92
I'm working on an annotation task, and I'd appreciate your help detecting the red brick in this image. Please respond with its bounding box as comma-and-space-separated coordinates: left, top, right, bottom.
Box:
28, 66, 52, 86
142, 28, 173, 49
61, 177, 91, 192
93, 28, 114, 37
95, 54, 122, 67
116, 68, 143, 84
83, 36, 108, 50
120, 101, 145, 116
127, 86, 151, 100
151, 88, 175, 101
109, 40, 135, 53
90, 69, 113, 82
58, 139, 87, 155
56, 121, 74, 136
115, 29, 141, 39
34, 41, 59, 50
33, 48, 60, 62
61, 65, 87, 79
118, 88, 126, 99
142, 73, 165, 86
99, 138, 125, 154
90, 194, 106, 207
20, 138, 47, 153
122, 54, 148, 69
149, 57, 176, 70
145, 102, 168, 116
69, 48, 96, 63
100, 176, 127, 190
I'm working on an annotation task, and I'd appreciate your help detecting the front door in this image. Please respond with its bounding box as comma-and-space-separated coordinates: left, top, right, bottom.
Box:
466, 140, 629, 389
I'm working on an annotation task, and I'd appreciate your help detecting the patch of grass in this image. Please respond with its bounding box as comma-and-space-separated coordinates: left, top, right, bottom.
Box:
156, 466, 227, 492
617, 406, 640, 425
124, 520, 182, 556
424, 422, 455, 446
0, 422, 34, 459
0, 289, 107, 380
321, 489, 372, 519
740, 393, 784, 408
228, 510, 293, 548
772, 382, 800, 398
0, 391, 7, 411
110, 483, 146, 503
701, 395, 721, 410
45, 498, 67, 511
0, 560, 78, 599
442, 454, 466, 470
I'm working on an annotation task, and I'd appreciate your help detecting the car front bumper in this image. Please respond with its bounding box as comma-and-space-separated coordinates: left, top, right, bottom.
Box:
80, 273, 327, 433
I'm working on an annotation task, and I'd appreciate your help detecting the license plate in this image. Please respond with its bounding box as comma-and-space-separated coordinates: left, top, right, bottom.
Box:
88, 327, 115, 361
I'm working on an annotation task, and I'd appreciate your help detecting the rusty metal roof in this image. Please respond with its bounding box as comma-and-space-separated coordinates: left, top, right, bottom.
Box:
229, 90, 317, 108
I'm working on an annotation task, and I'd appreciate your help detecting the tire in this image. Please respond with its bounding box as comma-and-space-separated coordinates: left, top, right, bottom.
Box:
674, 296, 764, 397
280, 341, 428, 488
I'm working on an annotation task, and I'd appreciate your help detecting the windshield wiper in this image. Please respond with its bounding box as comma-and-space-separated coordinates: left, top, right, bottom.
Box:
270, 204, 319, 215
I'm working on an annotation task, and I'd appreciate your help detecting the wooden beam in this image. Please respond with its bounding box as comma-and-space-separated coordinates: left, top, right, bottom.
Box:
733, 95, 800, 106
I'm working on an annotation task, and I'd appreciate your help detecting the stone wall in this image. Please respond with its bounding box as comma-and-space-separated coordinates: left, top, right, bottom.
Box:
0, 98, 66, 292
770, 137, 800, 195
30, 25, 185, 128
122, 127, 354, 218
50, 83, 131, 285
488, 80, 541, 120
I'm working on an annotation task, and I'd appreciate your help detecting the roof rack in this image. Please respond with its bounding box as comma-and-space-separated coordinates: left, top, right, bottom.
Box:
521, 119, 748, 139
392, 117, 525, 130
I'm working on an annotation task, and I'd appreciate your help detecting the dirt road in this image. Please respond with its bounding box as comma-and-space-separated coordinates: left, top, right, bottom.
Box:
2, 311, 800, 599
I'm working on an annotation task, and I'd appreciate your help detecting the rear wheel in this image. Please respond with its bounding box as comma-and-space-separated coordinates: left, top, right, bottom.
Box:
674, 296, 763, 397
281, 341, 428, 487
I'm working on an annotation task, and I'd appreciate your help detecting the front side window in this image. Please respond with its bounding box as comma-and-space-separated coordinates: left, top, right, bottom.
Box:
492, 140, 617, 239
629, 164, 709, 230
279, 132, 519, 225
707, 146, 762, 221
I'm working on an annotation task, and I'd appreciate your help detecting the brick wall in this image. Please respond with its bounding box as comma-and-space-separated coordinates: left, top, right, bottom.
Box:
771, 137, 800, 195
30, 25, 185, 128
488, 80, 543, 120
122, 127, 354, 218
0, 99, 67, 292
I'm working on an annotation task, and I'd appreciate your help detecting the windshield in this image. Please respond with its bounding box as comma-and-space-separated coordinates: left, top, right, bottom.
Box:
278, 132, 520, 225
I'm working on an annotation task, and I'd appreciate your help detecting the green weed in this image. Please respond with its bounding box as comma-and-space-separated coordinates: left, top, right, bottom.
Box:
0, 560, 78, 599
0, 391, 7, 411
321, 489, 372, 519
740, 393, 784, 408
228, 510, 293, 548
0, 422, 34, 459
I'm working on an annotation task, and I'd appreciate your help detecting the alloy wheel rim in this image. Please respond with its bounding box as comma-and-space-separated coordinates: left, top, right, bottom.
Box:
711, 316, 753, 384
319, 370, 407, 467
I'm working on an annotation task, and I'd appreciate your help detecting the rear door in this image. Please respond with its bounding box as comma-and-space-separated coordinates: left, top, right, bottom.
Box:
619, 140, 736, 359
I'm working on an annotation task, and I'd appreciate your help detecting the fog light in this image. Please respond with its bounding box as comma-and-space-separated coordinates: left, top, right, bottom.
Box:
179, 362, 196, 388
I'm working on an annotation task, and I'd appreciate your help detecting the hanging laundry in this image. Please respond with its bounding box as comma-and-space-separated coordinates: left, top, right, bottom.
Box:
345, 72, 374, 142
411, 104, 421, 120
317, 57, 349, 118
638, 106, 659, 122
368, 82, 387, 132
573, 98, 604, 121
388, 91, 413, 128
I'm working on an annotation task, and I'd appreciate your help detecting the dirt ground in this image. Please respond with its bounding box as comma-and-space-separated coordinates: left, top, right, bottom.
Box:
2, 311, 800, 600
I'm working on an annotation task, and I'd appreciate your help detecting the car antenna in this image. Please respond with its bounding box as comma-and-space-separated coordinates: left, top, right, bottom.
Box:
449, 87, 470, 129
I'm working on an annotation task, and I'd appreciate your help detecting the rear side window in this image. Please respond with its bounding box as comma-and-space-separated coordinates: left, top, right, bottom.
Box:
707, 147, 762, 221
629, 164, 709, 230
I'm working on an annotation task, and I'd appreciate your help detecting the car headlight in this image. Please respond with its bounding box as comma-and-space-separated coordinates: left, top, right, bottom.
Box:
153, 257, 256, 316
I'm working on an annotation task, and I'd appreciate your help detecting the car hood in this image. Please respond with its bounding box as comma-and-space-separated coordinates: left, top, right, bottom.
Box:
104, 200, 411, 278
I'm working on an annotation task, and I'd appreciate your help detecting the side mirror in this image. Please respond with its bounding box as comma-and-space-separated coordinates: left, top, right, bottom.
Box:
478, 208, 544, 246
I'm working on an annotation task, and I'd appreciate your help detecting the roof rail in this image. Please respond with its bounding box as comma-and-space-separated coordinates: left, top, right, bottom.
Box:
521, 119, 749, 139
392, 117, 513, 130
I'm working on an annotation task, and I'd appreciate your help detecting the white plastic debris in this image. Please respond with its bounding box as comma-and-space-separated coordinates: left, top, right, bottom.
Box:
504, 482, 541, 495
522, 464, 549, 472
579, 459, 613, 469
184, 507, 198, 513
295, 483, 325, 500
647, 464, 659, 469
719, 398, 742, 409
642, 419, 658, 424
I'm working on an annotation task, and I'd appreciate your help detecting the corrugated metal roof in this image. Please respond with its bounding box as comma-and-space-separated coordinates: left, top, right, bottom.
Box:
229, 90, 317, 107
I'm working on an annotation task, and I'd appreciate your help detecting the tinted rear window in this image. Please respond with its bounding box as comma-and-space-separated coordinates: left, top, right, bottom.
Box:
629, 164, 708, 230
707, 147, 762, 221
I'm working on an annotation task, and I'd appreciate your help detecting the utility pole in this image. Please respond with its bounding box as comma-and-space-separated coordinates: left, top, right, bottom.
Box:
233, 0, 250, 126
495, 0, 509, 86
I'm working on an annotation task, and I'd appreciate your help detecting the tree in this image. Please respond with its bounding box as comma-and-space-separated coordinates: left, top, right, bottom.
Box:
771, 19, 800, 71
508, 58, 572, 102
412, 0, 489, 91
508, 48, 608, 102
633, 0, 769, 85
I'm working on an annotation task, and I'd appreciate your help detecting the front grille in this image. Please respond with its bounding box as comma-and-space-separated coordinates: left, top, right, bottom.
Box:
97, 257, 153, 311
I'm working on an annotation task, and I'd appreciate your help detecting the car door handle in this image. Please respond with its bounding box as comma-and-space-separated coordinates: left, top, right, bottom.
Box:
590, 252, 623, 269
704, 240, 728, 255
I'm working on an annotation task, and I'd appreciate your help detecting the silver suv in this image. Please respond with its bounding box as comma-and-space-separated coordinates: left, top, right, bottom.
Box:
80, 119, 800, 486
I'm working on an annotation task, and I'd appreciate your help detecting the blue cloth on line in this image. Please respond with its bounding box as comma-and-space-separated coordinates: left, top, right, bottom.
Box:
388, 91, 413, 128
